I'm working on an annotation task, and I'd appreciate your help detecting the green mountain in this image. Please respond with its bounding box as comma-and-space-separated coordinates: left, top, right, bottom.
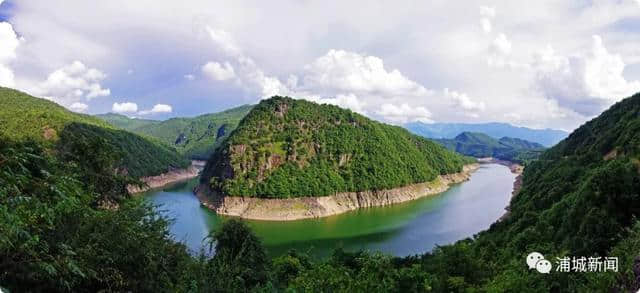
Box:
95, 113, 158, 130
0, 87, 189, 178
435, 131, 545, 163
399, 92, 640, 291
406, 121, 568, 147
201, 96, 473, 198
96, 105, 253, 160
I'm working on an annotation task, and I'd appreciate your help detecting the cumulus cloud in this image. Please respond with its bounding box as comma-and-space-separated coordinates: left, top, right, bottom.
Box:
184, 74, 195, 80
69, 102, 89, 113
206, 26, 241, 57
301, 49, 431, 97
31, 61, 110, 111
532, 35, 640, 115
112, 102, 138, 113
235, 56, 292, 98
479, 6, 496, 33
139, 103, 173, 115
376, 103, 432, 124
0, 22, 20, 87
305, 93, 366, 114
202, 61, 236, 81
444, 88, 486, 113
491, 33, 512, 55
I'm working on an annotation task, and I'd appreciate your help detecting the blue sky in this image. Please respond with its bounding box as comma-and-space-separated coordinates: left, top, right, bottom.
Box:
0, 0, 639, 131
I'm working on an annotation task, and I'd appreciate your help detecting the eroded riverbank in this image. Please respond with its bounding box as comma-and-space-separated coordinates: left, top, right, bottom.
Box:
195, 163, 480, 221
128, 160, 204, 194
147, 163, 515, 257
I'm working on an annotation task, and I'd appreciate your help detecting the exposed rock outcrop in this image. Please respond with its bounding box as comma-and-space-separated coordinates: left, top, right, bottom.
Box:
195, 163, 479, 221
128, 161, 203, 194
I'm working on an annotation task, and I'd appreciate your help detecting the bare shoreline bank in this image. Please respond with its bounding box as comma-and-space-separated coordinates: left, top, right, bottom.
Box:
476, 157, 525, 221
194, 163, 480, 221
128, 160, 204, 194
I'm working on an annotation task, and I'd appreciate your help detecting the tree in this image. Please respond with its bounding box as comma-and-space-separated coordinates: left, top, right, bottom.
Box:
205, 219, 269, 291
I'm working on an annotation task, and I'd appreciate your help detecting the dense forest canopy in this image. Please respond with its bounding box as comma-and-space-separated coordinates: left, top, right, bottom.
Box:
0, 87, 190, 178
201, 96, 474, 198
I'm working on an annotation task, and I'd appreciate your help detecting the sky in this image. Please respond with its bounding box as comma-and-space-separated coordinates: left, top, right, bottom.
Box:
0, 0, 639, 131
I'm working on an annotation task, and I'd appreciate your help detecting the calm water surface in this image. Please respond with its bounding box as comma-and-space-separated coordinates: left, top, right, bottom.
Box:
144, 163, 515, 258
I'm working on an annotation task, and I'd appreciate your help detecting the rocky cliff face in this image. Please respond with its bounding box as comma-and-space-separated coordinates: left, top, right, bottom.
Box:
195, 163, 479, 221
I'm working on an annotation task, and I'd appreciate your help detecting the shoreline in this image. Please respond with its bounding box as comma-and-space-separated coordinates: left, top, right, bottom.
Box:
476, 157, 525, 221
128, 160, 204, 194
194, 163, 480, 221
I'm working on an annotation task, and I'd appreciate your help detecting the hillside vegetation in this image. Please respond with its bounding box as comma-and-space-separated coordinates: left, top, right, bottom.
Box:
435, 131, 545, 164
201, 96, 473, 198
0, 87, 189, 178
97, 105, 252, 159
407, 121, 568, 147
3, 90, 640, 292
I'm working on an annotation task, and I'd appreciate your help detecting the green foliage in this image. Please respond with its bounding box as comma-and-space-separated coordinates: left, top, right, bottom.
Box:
57, 122, 190, 178
204, 219, 269, 291
203, 96, 473, 198
97, 105, 253, 160
0, 87, 189, 178
435, 131, 546, 164
0, 139, 196, 292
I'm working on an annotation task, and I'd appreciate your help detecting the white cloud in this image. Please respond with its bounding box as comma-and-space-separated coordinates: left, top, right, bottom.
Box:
480, 6, 496, 18
491, 33, 512, 55
139, 103, 173, 115
480, 18, 492, 34
69, 102, 88, 113
376, 103, 432, 124
32, 61, 110, 108
479, 6, 495, 34
304, 93, 366, 114
202, 61, 236, 81
112, 102, 138, 113
206, 26, 241, 57
0, 22, 20, 87
444, 88, 486, 112
184, 74, 195, 80
301, 49, 431, 97
236, 56, 292, 98
532, 35, 640, 115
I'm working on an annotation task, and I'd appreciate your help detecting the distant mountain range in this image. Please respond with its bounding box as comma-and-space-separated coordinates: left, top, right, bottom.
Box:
96, 105, 253, 160
405, 122, 568, 147
434, 132, 545, 164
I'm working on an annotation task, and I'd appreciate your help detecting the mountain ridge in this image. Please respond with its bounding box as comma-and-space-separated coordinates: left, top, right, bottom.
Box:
406, 121, 568, 146
434, 131, 545, 164
96, 105, 253, 159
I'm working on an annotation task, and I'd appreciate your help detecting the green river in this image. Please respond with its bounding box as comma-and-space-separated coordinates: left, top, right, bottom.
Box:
143, 163, 515, 258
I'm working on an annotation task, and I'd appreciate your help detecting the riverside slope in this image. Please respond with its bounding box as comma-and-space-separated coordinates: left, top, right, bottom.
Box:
128, 160, 203, 194
195, 163, 479, 221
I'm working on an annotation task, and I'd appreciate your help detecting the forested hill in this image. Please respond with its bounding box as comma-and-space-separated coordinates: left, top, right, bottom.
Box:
409, 92, 640, 291
406, 121, 568, 146
201, 96, 473, 198
0, 87, 189, 178
97, 105, 253, 159
434, 131, 545, 164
